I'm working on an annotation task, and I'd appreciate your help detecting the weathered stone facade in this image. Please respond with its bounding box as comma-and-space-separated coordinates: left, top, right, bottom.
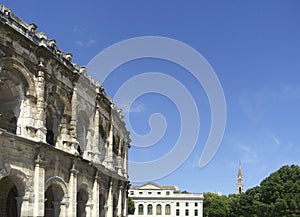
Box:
0, 5, 130, 217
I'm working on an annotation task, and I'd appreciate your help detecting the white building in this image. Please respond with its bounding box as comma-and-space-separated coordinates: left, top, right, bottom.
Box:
129, 182, 204, 217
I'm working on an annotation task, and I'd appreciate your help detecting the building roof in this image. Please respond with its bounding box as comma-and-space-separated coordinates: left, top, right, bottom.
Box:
131, 182, 179, 191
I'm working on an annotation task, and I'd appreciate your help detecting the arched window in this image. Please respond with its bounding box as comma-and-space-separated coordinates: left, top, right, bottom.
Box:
138, 204, 144, 215
0, 175, 25, 217
0, 73, 23, 134
76, 112, 90, 155
165, 204, 171, 215
147, 204, 153, 215
156, 204, 162, 215
99, 193, 105, 217
45, 184, 64, 217
77, 189, 88, 217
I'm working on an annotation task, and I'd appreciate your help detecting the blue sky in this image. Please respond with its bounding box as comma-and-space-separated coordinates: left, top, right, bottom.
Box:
3, 1, 300, 195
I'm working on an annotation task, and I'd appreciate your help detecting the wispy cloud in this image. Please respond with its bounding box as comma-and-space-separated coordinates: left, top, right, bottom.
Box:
227, 132, 283, 166
238, 143, 258, 164
238, 84, 300, 123
75, 39, 96, 47
116, 99, 145, 114
73, 26, 86, 33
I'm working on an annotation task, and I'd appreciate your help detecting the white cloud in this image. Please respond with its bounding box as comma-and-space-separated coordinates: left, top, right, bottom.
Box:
75, 39, 96, 47
238, 84, 300, 123
73, 26, 86, 33
75, 41, 84, 46
119, 102, 144, 114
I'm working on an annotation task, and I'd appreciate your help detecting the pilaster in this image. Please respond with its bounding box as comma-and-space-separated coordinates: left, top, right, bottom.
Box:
36, 61, 46, 142
104, 122, 114, 170
92, 172, 100, 217
106, 181, 114, 217
92, 105, 101, 163
33, 153, 45, 217
68, 163, 79, 217
117, 185, 123, 217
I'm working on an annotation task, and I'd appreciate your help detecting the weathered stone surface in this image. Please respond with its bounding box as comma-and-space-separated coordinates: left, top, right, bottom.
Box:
0, 4, 130, 217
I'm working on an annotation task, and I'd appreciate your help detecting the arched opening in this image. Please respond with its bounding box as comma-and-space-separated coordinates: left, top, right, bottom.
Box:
138, 204, 144, 215
147, 204, 153, 215
45, 184, 64, 217
113, 196, 118, 217
165, 204, 171, 215
99, 118, 107, 162
0, 71, 23, 134
46, 111, 55, 145
76, 112, 90, 155
0, 176, 24, 217
77, 189, 88, 217
156, 204, 162, 215
45, 95, 64, 146
99, 193, 105, 217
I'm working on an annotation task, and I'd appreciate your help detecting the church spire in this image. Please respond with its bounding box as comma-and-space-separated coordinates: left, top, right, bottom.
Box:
236, 161, 244, 194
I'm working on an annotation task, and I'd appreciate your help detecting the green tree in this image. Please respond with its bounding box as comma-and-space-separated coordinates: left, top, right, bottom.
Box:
203, 192, 230, 217
229, 165, 300, 217
128, 197, 135, 215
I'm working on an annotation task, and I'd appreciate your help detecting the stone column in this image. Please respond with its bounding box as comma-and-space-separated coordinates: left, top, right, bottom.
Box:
68, 163, 78, 217
117, 186, 123, 217
86, 204, 93, 217
122, 185, 128, 217
33, 154, 45, 217
106, 181, 113, 217
123, 143, 128, 177
117, 139, 123, 176
93, 105, 100, 163
70, 86, 79, 155
36, 61, 46, 142
104, 122, 114, 170
92, 172, 100, 217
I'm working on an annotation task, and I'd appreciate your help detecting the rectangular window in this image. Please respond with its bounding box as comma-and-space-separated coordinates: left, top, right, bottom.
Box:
157, 192, 161, 195
185, 209, 189, 216
185, 202, 189, 207
176, 209, 180, 216
166, 191, 170, 195
130, 191, 134, 195
139, 192, 143, 195
148, 192, 152, 194
176, 202, 179, 207
194, 209, 198, 216
195, 202, 198, 207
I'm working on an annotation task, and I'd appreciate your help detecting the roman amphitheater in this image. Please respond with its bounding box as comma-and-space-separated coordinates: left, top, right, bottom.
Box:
0, 5, 130, 217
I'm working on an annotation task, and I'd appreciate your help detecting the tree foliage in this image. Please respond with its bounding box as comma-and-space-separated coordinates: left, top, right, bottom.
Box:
203, 165, 300, 217
128, 197, 135, 215
203, 192, 230, 217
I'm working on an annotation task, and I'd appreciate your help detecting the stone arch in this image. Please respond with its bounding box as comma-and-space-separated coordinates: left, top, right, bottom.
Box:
45, 176, 69, 217
77, 182, 92, 202
77, 182, 91, 217
0, 58, 36, 135
0, 168, 30, 217
45, 93, 65, 146
76, 111, 90, 155
0, 57, 36, 98
45, 176, 69, 199
0, 167, 31, 193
